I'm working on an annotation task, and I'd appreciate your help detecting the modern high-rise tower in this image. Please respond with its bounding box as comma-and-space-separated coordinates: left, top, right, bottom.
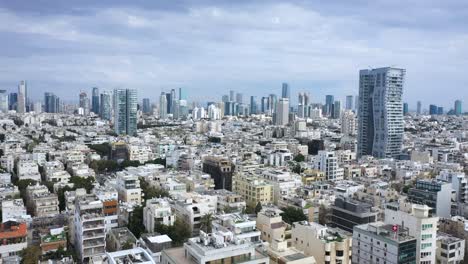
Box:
8, 93, 18, 111
0, 90, 8, 113
416, 101, 422, 115
345, 95, 353, 110
403, 102, 409, 115
79, 92, 90, 115
325, 95, 334, 116
99, 91, 112, 120
454, 100, 462, 116
281, 83, 290, 99
91, 87, 100, 114
159, 92, 167, 119
17, 81, 27, 114
357, 67, 405, 159
250, 96, 257, 115
113, 89, 138, 136
142, 98, 151, 114
44, 92, 60, 113
276, 98, 289, 125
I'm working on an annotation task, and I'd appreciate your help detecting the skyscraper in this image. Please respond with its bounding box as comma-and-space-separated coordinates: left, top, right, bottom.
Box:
332, 101, 341, 119
165, 92, 172, 114
236, 93, 243, 104
159, 92, 167, 119
281, 83, 290, 99
416, 101, 422, 115
17, 80, 27, 114
429, 104, 438, 115
44, 92, 59, 113
99, 91, 112, 120
0, 90, 8, 113
325, 95, 334, 116
298, 93, 305, 118
79, 92, 90, 115
437, 106, 444, 115
179, 87, 186, 101
229, 90, 235, 102
403, 102, 409, 115
276, 98, 289, 125
8, 93, 17, 111
357, 67, 405, 159
91, 87, 100, 114
250, 96, 257, 115
454, 100, 462, 116
113, 89, 137, 136
170, 89, 176, 113
142, 98, 151, 114
345, 95, 353, 110
269, 94, 277, 115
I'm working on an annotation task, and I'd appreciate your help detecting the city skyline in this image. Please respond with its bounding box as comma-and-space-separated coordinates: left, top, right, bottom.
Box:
0, 1, 467, 108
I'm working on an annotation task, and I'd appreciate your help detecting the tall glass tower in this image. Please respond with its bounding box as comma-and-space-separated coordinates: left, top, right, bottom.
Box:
92, 87, 100, 114
454, 100, 462, 116
113, 89, 138, 136
357, 67, 405, 159
281, 82, 290, 99
44, 92, 59, 113
100, 91, 112, 120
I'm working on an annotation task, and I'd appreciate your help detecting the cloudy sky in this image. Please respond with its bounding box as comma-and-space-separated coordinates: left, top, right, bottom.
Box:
0, 0, 467, 110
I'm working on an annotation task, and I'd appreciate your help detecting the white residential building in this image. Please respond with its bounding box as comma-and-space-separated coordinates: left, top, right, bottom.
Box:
385, 202, 438, 264
128, 144, 153, 163
116, 171, 142, 206
143, 198, 176, 233
1, 199, 28, 222
16, 160, 41, 181
314, 151, 344, 181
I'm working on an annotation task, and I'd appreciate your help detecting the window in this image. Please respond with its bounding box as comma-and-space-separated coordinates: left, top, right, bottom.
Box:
336, 250, 344, 257
325, 251, 330, 256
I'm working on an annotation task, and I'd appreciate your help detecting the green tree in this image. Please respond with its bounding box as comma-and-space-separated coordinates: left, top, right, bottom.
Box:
121, 240, 134, 250
128, 206, 145, 238
69, 176, 95, 192
20, 245, 41, 264
155, 219, 191, 246
199, 213, 213, 233
89, 143, 112, 158
255, 202, 263, 214
139, 177, 170, 202
280, 206, 307, 224
293, 153, 305, 162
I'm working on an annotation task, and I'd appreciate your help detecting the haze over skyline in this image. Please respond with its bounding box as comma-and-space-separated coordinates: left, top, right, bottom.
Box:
1, 0, 467, 109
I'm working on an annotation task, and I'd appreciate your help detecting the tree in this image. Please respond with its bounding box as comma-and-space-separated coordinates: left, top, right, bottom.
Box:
199, 213, 213, 233
280, 206, 307, 224
128, 206, 145, 238
121, 240, 134, 250
292, 164, 303, 174
69, 176, 95, 192
293, 153, 305, 162
255, 202, 263, 214
139, 177, 170, 202
88, 143, 112, 158
155, 219, 191, 246
20, 245, 41, 264
57, 186, 75, 211
318, 204, 330, 225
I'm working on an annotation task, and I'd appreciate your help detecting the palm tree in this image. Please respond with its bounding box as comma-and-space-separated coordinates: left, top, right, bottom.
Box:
200, 213, 213, 233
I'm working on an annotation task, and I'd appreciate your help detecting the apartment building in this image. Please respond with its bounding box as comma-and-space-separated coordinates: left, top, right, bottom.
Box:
143, 198, 176, 233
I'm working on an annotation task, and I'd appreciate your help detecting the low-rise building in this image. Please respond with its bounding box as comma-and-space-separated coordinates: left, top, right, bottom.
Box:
143, 198, 176, 233
256, 208, 286, 244
291, 221, 352, 264
0, 221, 27, 259
40, 228, 67, 254
436, 232, 465, 264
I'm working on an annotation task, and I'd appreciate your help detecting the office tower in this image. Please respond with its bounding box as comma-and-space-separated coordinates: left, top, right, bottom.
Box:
357, 67, 405, 159
179, 87, 186, 101
170, 89, 176, 113
269, 94, 277, 115
179, 99, 188, 119
165, 92, 172, 114
281, 82, 290, 99
113, 89, 137, 136
229, 90, 235, 102
74, 194, 106, 262
17, 80, 27, 113
385, 203, 438, 264
8, 93, 17, 111
0, 90, 8, 112
325, 95, 334, 116
142, 98, 151, 114
236, 93, 243, 104
33, 102, 42, 113
91, 87, 100, 114
332, 100, 341, 119
429, 104, 438, 115
44, 92, 59, 113
454, 100, 462, 116
403, 102, 409, 115
417, 101, 422, 115
345, 95, 353, 110
437, 106, 444, 115
303, 93, 310, 118
249, 96, 257, 115
352, 222, 417, 264
275, 98, 289, 125
260, 97, 269, 113
99, 92, 112, 120
79, 92, 90, 115
221, 95, 229, 103
202, 156, 234, 191
341, 110, 356, 136
159, 93, 167, 119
